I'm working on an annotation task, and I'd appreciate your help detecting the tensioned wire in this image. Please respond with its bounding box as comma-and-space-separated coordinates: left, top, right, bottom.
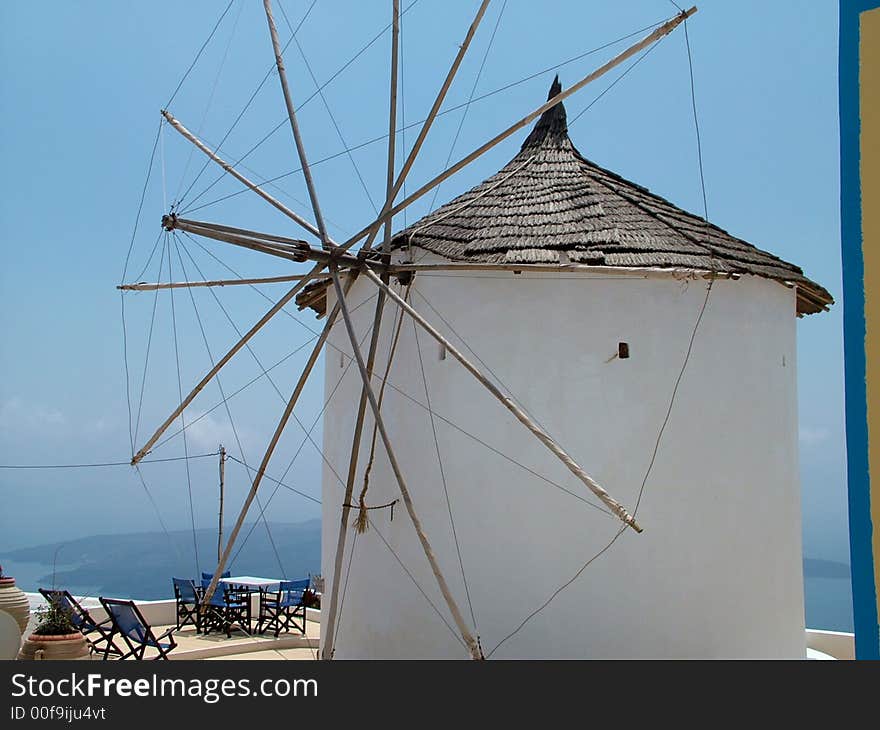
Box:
121, 121, 163, 456
175, 0, 320, 211
179, 0, 425, 214
227, 302, 378, 567
172, 0, 246, 208
177, 232, 347, 491
488, 6, 714, 657
172, 233, 287, 577
278, 0, 379, 215
167, 240, 201, 577
179, 15, 669, 218
172, 233, 288, 577
405, 31, 667, 268
411, 304, 478, 632
132, 234, 168, 449
427, 0, 507, 214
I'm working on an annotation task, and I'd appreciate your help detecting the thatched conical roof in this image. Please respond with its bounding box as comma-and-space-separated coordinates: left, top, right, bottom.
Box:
388, 76, 831, 315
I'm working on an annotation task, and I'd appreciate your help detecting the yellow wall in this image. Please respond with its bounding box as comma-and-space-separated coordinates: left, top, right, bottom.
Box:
860, 7, 880, 624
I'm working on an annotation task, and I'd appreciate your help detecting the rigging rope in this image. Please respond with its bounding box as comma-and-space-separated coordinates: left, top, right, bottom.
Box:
180, 17, 668, 218
164, 0, 236, 110
167, 242, 201, 578
176, 0, 319, 210
121, 121, 163, 455
224, 315, 378, 569
173, 0, 246, 208
171, 234, 286, 578
632, 10, 713, 518
485, 8, 716, 656
278, 0, 379, 215
332, 528, 358, 652
180, 0, 423, 215
355, 282, 412, 533
133, 234, 168, 448
371, 521, 467, 651
177, 233, 347, 490
411, 295, 478, 632
427, 0, 507, 213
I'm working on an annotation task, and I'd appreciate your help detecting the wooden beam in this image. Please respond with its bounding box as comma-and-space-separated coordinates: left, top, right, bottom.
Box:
201, 274, 355, 610
387, 261, 730, 280
167, 216, 365, 269
263, 0, 331, 249
328, 267, 482, 659
362, 266, 642, 533
382, 0, 400, 260
322, 1, 404, 657
130, 262, 324, 465
161, 109, 338, 245
350, 0, 492, 258
118, 274, 321, 292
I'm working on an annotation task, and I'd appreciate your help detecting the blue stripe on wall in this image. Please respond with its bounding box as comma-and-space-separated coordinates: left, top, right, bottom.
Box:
840, 0, 880, 661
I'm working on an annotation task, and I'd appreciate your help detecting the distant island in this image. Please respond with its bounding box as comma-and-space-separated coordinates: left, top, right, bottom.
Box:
3, 519, 320, 601
802, 557, 851, 580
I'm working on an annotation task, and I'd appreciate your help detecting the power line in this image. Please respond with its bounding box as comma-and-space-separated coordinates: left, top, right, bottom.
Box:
0, 452, 220, 470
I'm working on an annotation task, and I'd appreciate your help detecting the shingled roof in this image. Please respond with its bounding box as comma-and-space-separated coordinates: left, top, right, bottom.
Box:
387, 76, 832, 316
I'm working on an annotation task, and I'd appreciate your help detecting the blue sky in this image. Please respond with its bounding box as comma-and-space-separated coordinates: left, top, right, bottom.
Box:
0, 0, 847, 571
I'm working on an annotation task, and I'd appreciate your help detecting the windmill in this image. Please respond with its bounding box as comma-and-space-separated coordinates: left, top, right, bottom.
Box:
121, 2, 831, 659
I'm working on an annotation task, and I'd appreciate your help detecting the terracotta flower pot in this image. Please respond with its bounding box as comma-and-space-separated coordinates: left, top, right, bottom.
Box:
0, 577, 30, 635
17, 632, 91, 661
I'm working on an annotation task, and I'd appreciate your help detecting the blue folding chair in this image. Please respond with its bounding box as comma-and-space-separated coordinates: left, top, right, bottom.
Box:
172, 578, 202, 633
99, 598, 177, 660
199, 579, 251, 638
258, 579, 309, 637
39, 589, 122, 658
201, 571, 231, 581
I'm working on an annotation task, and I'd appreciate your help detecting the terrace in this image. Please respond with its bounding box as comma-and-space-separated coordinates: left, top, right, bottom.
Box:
18, 592, 321, 661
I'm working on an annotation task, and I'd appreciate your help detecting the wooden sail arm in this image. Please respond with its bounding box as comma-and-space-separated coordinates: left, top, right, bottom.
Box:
161, 109, 340, 247
164, 216, 367, 270
355, 0, 491, 258
201, 273, 356, 610
328, 267, 482, 660
129, 262, 324, 466
263, 0, 332, 250
118, 274, 324, 292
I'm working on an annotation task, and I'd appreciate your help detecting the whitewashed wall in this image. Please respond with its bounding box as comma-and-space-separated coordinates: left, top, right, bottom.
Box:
319, 264, 804, 658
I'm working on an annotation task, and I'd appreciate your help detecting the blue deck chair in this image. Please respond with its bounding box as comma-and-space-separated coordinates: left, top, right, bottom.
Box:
199, 579, 251, 638
201, 571, 231, 581
172, 578, 202, 633
39, 589, 122, 658
99, 598, 177, 660
258, 579, 309, 637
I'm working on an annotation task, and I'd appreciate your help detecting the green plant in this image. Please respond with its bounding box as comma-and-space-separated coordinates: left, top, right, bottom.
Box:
33, 600, 77, 636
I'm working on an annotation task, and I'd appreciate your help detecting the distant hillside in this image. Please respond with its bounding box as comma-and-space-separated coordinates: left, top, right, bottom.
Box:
4, 520, 320, 601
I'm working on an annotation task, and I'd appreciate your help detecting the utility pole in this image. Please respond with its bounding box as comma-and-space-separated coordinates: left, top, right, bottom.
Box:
218, 445, 226, 563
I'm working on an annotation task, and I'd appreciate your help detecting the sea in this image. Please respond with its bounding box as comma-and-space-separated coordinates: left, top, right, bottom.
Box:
7, 559, 855, 633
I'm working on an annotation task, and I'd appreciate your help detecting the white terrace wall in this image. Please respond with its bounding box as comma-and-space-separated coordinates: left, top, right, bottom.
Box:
319, 264, 804, 658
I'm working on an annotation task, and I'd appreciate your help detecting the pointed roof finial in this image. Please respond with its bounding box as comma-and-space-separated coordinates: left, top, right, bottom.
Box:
548, 74, 562, 101
522, 75, 569, 150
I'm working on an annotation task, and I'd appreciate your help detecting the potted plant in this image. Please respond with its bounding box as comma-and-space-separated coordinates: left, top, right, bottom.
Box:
0, 563, 30, 635
17, 598, 90, 660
